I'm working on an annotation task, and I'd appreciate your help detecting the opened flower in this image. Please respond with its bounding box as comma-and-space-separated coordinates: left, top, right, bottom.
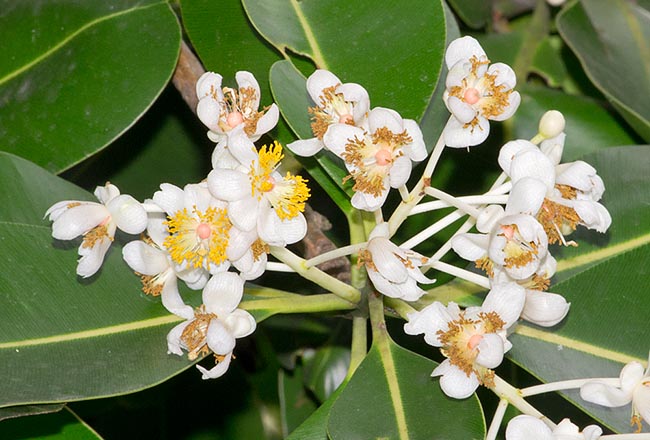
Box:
208, 141, 310, 247
404, 283, 525, 398
506, 416, 602, 440
443, 36, 520, 148
359, 223, 434, 301
196, 71, 279, 164
580, 356, 650, 432
324, 107, 426, 211
287, 69, 370, 157
498, 139, 611, 245
167, 272, 256, 379
45, 183, 147, 277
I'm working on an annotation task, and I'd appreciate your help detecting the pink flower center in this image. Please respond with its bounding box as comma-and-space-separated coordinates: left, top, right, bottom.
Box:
339, 114, 354, 124
467, 333, 483, 350
463, 87, 481, 105
196, 223, 212, 240
500, 224, 515, 240
374, 149, 392, 166
227, 111, 244, 128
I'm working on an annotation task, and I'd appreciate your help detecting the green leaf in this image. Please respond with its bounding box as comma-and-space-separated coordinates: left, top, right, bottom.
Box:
446, 0, 490, 29
327, 337, 485, 439
0, 404, 64, 422
286, 382, 347, 440
180, 0, 281, 108
0, 407, 102, 439
0, 151, 193, 408
507, 145, 650, 433
279, 365, 319, 437
0, 1, 181, 173
303, 346, 350, 403
557, 0, 650, 141
243, 0, 447, 122
513, 85, 637, 161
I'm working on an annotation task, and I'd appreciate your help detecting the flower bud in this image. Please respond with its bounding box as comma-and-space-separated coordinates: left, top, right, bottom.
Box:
538, 110, 565, 139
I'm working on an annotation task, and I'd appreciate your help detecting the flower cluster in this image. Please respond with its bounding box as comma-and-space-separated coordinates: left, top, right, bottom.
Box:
46, 71, 310, 379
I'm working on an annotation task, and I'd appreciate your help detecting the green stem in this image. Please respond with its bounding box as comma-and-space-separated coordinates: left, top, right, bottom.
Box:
489, 375, 556, 430
512, 0, 549, 81
384, 297, 416, 320
368, 291, 386, 338
270, 246, 361, 304
240, 293, 356, 315
347, 315, 367, 379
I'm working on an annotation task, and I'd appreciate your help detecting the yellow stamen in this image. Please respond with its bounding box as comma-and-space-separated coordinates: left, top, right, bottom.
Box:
164, 206, 230, 269
181, 306, 217, 360
82, 224, 112, 249
251, 238, 269, 261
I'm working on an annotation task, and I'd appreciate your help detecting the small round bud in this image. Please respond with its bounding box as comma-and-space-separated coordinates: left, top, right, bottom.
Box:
538, 110, 565, 139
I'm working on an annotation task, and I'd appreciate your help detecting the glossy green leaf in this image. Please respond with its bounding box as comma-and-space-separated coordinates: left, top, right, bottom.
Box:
446, 0, 490, 29
243, 0, 446, 122
0, 152, 196, 409
286, 382, 347, 440
0, 1, 181, 173
513, 85, 637, 161
530, 36, 573, 90
303, 346, 350, 403
279, 364, 319, 437
505, 145, 650, 433
557, 0, 650, 141
0, 404, 64, 422
0, 407, 102, 439
327, 337, 485, 439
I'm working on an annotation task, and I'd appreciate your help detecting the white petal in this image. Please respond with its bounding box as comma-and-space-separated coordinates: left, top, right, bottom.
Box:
368, 107, 403, 134
620, 362, 645, 393
337, 83, 370, 122
505, 177, 546, 216
203, 272, 245, 314
287, 138, 324, 157
351, 188, 388, 212
487, 63, 517, 90
540, 133, 566, 166
445, 36, 486, 69
197, 352, 233, 380
509, 148, 555, 189
451, 233, 489, 261
107, 194, 147, 235
571, 200, 611, 233
197, 97, 221, 132
45, 200, 78, 222
167, 320, 191, 355
402, 119, 427, 161
207, 168, 250, 201
196, 72, 222, 99
491, 91, 520, 121
122, 241, 168, 275
368, 222, 390, 240
506, 415, 554, 440
476, 205, 505, 233
475, 333, 505, 369
153, 183, 185, 215
482, 282, 526, 328
261, 210, 307, 246
306, 69, 341, 103
254, 103, 279, 136
225, 309, 257, 338
161, 277, 194, 320
226, 227, 257, 261
443, 115, 489, 148
323, 124, 364, 158
51, 204, 108, 240
211, 141, 240, 170
94, 183, 120, 204
369, 240, 408, 283
521, 290, 570, 327
580, 381, 633, 407
432, 359, 480, 399
76, 236, 112, 278
404, 302, 459, 347
388, 155, 412, 188
235, 71, 261, 109
447, 96, 477, 124
633, 381, 650, 427
206, 319, 236, 355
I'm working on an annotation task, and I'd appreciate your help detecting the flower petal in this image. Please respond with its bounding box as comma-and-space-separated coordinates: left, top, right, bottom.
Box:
521, 290, 570, 327
287, 138, 324, 157
196, 352, 233, 380
505, 415, 554, 440
432, 359, 480, 399
443, 115, 489, 148
203, 272, 245, 314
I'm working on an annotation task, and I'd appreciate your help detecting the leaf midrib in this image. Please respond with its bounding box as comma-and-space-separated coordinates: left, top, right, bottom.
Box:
0, 1, 164, 87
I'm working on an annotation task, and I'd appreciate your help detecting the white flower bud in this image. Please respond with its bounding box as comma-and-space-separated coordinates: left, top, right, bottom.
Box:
538, 110, 565, 139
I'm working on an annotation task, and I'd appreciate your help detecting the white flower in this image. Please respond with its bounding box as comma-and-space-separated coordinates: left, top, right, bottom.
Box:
207, 141, 310, 247
45, 183, 147, 277
323, 107, 426, 211
152, 182, 232, 273
499, 139, 611, 245
442, 36, 521, 148
360, 223, 434, 301
167, 272, 256, 379
287, 69, 370, 157
580, 356, 650, 432
122, 214, 209, 319
506, 415, 602, 440
403, 283, 525, 398
196, 71, 279, 164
